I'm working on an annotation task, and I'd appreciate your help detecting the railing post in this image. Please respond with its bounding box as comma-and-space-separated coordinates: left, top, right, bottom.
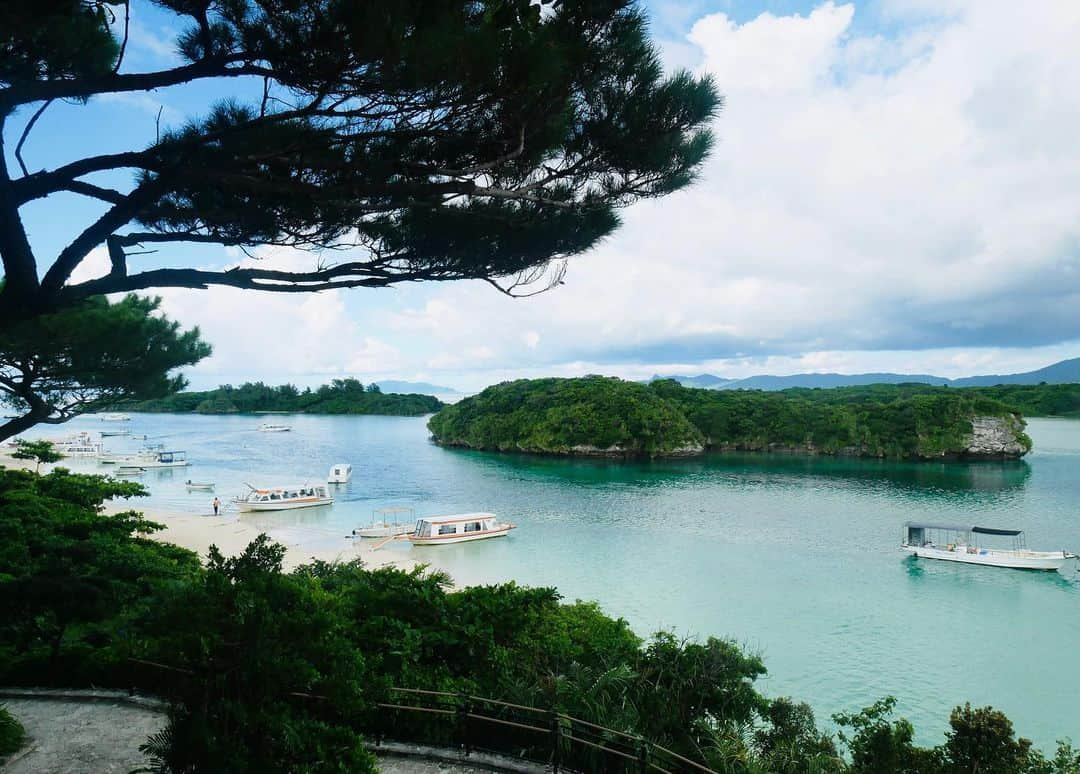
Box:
457, 694, 473, 758
550, 710, 562, 773
637, 738, 649, 774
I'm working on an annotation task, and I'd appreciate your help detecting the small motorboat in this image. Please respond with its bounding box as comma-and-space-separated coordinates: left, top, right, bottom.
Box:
258, 423, 292, 433
101, 429, 131, 437
328, 463, 352, 484
138, 450, 189, 468
115, 466, 145, 476
185, 480, 216, 490
407, 513, 515, 546
354, 507, 414, 538
233, 483, 333, 512
100, 413, 132, 422
901, 522, 1078, 572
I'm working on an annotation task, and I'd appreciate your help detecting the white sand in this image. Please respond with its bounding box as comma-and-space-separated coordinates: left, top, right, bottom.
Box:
104, 501, 429, 574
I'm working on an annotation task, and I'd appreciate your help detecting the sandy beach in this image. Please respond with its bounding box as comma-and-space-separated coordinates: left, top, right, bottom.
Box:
103, 500, 429, 574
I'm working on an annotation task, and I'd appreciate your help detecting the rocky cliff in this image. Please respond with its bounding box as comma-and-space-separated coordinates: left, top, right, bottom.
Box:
963, 415, 1031, 459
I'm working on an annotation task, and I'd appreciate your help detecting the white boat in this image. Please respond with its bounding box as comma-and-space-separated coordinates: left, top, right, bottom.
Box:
354, 507, 414, 538
258, 423, 292, 433
901, 522, 1077, 572
100, 413, 131, 422
53, 433, 104, 457
408, 513, 515, 546
233, 483, 333, 512
100, 429, 131, 437
185, 480, 215, 490
137, 450, 189, 468
114, 467, 144, 477
328, 463, 352, 484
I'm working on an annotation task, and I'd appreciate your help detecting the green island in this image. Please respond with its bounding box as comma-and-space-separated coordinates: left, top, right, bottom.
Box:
121, 378, 444, 417
428, 377, 1046, 460
2, 466, 1077, 773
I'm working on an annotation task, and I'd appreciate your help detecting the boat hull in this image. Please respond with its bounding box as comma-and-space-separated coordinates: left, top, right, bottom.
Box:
902, 545, 1071, 571
409, 527, 513, 545
235, 498, 333, 512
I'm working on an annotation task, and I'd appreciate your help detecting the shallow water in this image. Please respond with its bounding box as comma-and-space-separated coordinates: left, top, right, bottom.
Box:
30, 414, 1080, 749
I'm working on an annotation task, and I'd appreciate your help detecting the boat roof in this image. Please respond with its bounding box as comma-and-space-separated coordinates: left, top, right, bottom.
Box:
419, 512, 496, 524
248, 482, 324, 491
904, 521, 1023, 536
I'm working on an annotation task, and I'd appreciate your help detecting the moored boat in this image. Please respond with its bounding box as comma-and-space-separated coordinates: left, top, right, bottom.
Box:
185, 480, 215, 490
901, 522, 1077, 572
100, 413, 131, 422
138, 450, 189, 468
407, 513, 515, 545
233, 483, 333, 512
258, 423, 292, 433
101, 429, 131, 437
328, 463, 352, 483
354, 507, 414, 538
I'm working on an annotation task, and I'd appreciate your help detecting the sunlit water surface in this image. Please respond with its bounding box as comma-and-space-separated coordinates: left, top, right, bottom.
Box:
30, 414, 1080, 749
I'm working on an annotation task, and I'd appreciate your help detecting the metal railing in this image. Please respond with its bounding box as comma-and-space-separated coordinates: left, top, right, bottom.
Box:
373, 687, 717, 774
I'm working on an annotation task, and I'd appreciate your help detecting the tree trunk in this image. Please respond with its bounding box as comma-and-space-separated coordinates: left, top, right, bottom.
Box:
0, 412, 43, 444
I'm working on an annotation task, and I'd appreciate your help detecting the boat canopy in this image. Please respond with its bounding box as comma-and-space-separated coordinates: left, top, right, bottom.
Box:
419, 512, 496, 524
904, 522, 1023, 536
971, 526, 1024, 536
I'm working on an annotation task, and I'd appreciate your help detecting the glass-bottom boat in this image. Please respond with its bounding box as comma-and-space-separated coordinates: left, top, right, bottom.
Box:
407, 513, 515, 545
901, 522, 1076, 571
234, 483, 333, 512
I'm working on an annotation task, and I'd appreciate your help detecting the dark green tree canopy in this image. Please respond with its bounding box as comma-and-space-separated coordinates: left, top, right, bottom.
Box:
0, 0, 719, 323
0, 293, 210, 440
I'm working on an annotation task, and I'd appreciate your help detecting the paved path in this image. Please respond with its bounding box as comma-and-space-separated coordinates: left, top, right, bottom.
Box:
1, 696, 165, 773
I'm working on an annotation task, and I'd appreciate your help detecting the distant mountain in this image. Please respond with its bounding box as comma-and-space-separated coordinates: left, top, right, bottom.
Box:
949, 357, 1080, 387
374, 380, 459, 395
728, 372, 950, 390
652, 357, 1080, 391
648, 373, 738, 389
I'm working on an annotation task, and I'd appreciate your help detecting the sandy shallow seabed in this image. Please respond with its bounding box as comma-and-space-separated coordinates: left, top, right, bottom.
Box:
0, 450, 465, 584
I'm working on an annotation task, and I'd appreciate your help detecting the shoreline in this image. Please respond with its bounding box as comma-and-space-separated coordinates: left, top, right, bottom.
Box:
0, 449, 452, 583
102, 500, 432, 576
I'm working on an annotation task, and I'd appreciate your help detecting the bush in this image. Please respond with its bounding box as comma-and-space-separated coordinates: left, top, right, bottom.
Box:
0, 705, 26, 758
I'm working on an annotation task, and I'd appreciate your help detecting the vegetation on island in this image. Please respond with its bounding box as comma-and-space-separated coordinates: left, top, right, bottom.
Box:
1, 466, 1078, 772
429, 377, 1033, 460
122, 378, 444, 417
0, 294, 210, 443
428, 376, 705, 456
967, 383, 1080, 418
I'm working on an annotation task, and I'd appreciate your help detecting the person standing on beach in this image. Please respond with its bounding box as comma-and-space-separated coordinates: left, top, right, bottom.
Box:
212, 496, 220, 517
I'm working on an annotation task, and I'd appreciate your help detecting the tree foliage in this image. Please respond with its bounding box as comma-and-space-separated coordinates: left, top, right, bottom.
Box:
124, 377, 442, 416
0, 0, 719, 324
0, 293, 210, 441
428, 375, 706, 456
428, 377, 1032, 460
11, 439, 62, 471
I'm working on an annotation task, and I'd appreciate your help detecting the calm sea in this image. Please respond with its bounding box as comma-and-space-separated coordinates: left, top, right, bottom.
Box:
29, 414, 1080, 749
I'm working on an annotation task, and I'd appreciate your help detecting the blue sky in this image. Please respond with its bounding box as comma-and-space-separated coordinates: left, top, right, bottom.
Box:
7, 1, 1080, 391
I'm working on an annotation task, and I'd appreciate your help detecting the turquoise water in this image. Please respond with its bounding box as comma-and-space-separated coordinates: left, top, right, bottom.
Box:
28, 414, 1080, 749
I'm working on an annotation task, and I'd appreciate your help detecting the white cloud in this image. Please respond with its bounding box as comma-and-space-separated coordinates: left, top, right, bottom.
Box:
369, 0, 1080, 386
85, 1, 1080, 391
